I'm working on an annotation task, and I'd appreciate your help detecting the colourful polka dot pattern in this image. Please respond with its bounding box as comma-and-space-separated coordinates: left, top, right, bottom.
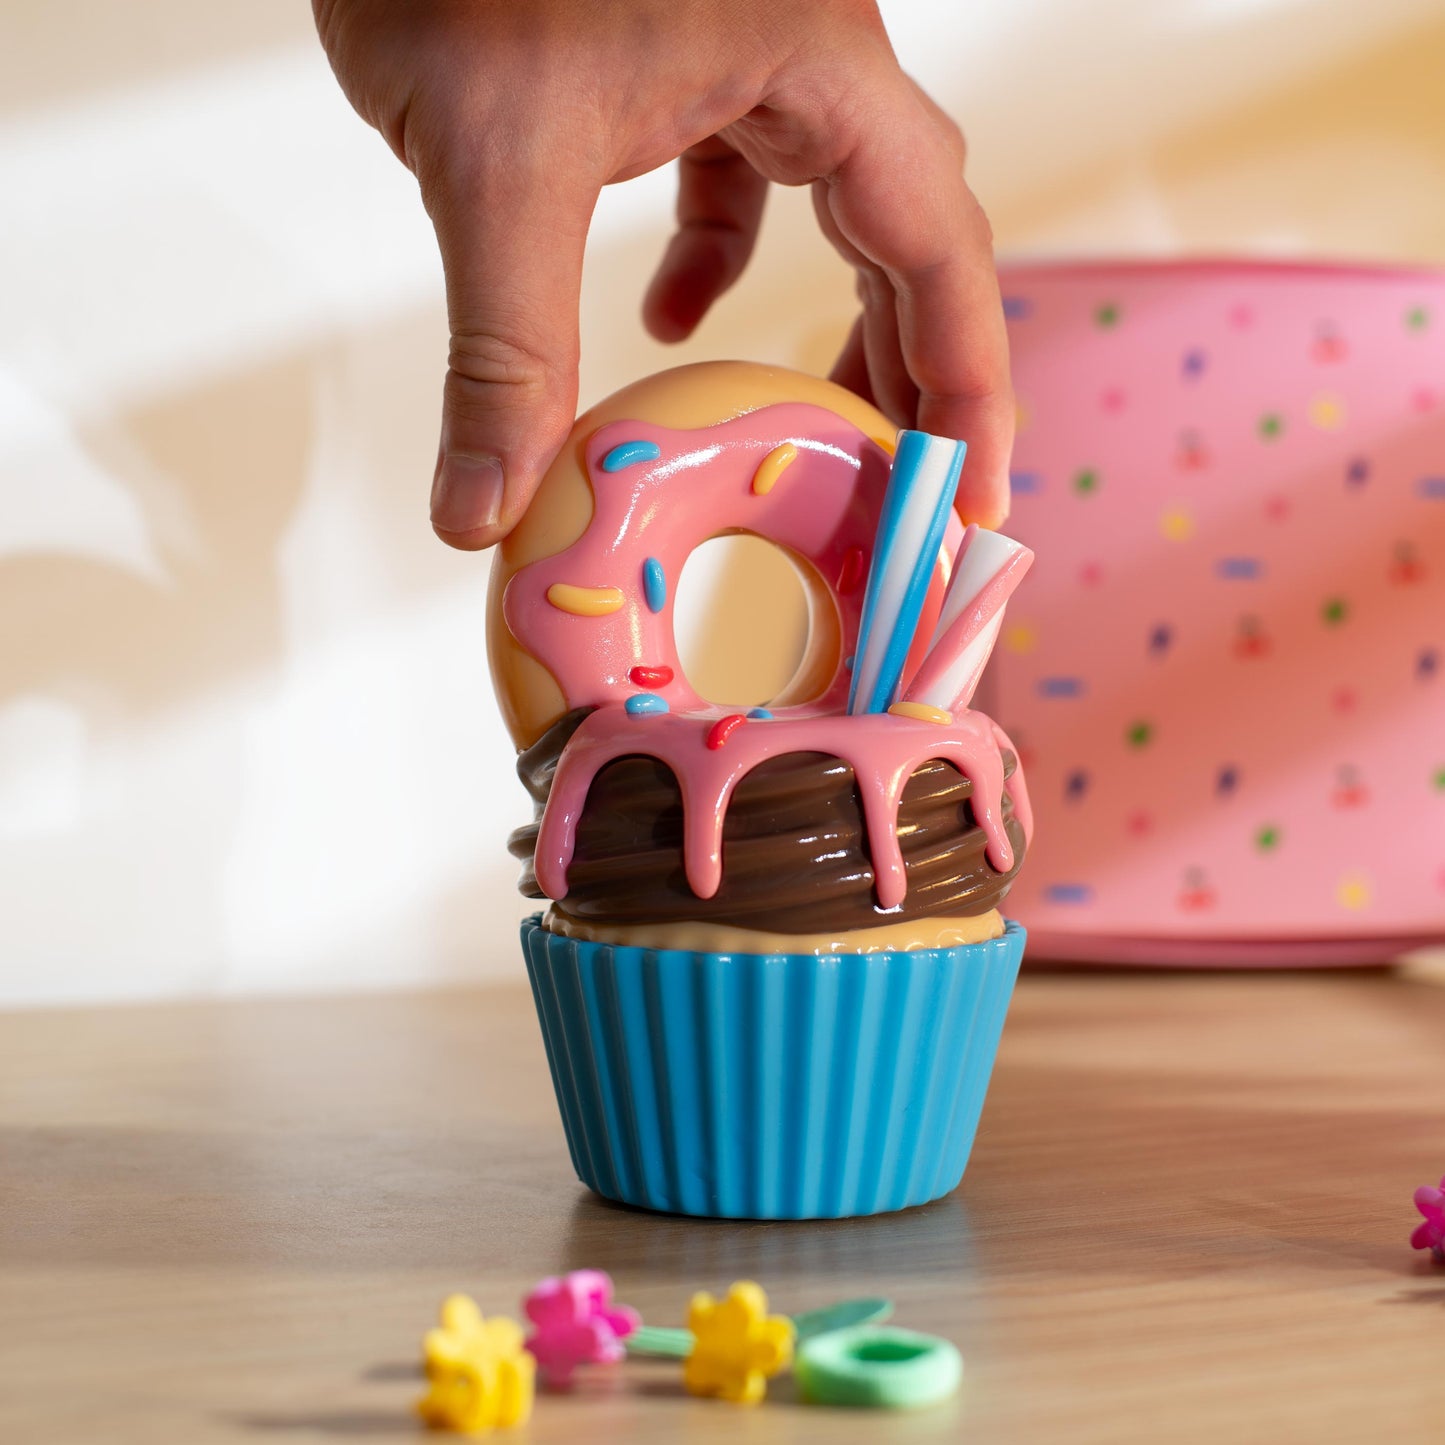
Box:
991, 263, 1445, 956
1160, 507, 1195, 541
1336, 873, 1372, 911
1308, 394, 1346, 430
1126, 720, 1153, 749
1004, 622, 1039, 655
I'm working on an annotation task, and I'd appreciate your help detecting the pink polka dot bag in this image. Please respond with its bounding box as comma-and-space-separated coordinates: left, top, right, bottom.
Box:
986, 260, 1445, 965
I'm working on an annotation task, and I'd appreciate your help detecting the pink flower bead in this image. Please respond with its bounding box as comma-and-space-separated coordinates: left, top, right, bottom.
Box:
523, 1269, 640, 1385
1411, 1177, 1445, 1261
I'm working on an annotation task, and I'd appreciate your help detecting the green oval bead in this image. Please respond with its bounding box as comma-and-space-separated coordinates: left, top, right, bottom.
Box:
796, 1325, 962, 1409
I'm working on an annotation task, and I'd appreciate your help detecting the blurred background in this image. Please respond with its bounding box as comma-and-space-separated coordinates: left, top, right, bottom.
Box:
3, 0, 1444, 1005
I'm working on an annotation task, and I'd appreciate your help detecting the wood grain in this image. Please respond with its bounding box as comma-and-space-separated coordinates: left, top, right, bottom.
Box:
2, 965, 1443, 1443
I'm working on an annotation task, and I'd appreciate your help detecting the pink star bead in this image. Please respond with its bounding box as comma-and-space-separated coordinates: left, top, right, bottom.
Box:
523, 1269, 640, 1385
1412, 1178, 1445, 1260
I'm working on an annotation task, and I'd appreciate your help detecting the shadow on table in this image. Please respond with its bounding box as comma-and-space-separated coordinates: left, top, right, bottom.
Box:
556, 1189, 981, 1295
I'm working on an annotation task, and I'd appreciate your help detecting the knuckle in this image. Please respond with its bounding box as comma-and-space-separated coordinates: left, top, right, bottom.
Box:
445, 330, 546, 390
439, 325, 563, 421
929, 373, 1013, 420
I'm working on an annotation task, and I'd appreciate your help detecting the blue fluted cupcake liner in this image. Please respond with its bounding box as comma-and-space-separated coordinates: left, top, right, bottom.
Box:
521, 915, 1025, 1219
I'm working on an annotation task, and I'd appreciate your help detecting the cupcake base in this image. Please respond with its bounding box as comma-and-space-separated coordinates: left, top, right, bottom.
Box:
521, 915, 1025, 1219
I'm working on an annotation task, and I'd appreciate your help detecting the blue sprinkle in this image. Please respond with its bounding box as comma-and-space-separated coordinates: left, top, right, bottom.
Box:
1419, 648, 1440, 680
1148, 624, 1173, 655
1002, 295, 1033, 320
624, 693, 669, 716
601, 439, 661, 473
642, 556, 666, 613
1217, 766, 1239, 795
844, 654, 855, 671
1046, 883, 1094, 906
1182, 348, 1208, 378
1216, 557, 1264, 580
1037, 676, 1085, 699
1346, 457, 1371, 487
1418, 476, 1445, 499
1009, 470, 1043, 495
747, 708, 774, 720
1065, 770, 1089, 800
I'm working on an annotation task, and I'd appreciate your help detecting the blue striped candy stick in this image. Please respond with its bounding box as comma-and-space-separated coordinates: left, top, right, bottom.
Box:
847, 430, 966, 715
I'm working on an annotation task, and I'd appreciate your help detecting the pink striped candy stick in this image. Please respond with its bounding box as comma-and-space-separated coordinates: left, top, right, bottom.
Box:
901, 526, 1034, 714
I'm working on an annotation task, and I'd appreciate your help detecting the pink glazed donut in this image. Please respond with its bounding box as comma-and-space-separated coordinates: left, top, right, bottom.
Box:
488, 360, 957, 747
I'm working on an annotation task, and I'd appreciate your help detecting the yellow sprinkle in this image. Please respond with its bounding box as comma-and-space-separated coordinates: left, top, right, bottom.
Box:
1309, 393, 1346, 430
546, 583, 625, 617
1004, 621, 1038, 654
751, 442, 799, 496
870, 433, 898, 455
1160, 506, 1195, 542
888, 701, 954, 726
1015, 397, 1032, 435
1336, 872, 1372, 911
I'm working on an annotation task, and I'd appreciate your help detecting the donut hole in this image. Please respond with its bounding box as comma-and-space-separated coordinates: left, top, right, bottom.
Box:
673, 533, 839, 708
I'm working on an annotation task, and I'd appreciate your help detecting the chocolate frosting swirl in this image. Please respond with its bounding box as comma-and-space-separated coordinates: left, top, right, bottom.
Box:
508, 709, 1026, 933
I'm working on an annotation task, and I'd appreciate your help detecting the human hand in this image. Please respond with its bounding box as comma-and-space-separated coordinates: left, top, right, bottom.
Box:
313, 0, 1013, 548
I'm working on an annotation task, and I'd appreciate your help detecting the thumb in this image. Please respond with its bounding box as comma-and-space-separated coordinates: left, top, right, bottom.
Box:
420, 144, 597, 549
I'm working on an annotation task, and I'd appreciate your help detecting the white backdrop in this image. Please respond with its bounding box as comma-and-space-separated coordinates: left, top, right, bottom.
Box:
3, 0, 1444, 1005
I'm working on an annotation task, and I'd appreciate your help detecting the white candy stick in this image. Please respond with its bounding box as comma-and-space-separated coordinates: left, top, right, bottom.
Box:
848, 430, 965, 715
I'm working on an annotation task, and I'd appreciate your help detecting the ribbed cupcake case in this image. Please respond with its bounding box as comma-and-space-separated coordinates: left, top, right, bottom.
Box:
521, 916, 1025, 1219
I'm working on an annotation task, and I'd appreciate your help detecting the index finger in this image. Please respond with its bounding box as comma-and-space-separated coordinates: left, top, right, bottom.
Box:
821, 83, 1014, 527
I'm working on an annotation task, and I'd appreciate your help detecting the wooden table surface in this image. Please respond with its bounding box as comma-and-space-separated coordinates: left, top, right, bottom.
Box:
3, 961, 1444, 1443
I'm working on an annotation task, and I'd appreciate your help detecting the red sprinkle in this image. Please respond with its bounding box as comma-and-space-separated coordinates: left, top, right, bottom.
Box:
629, 664, 674, 688
706, 714, 748, 750
836, 546, 866, 595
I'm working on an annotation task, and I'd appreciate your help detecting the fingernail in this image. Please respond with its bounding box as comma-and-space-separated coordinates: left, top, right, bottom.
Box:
431, 452, 504, 536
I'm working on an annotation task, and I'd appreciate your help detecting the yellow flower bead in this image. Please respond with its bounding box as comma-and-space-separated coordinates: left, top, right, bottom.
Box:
683, 1281, 796, 1405
417, 1294, 535, 1435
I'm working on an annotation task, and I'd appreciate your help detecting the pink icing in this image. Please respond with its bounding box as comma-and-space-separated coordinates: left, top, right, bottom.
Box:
534, 708, 1022, 910
504, 402, 1031, 910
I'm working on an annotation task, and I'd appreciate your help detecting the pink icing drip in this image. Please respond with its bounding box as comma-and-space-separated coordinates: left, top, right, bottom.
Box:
992, 720, 1034, 846
534, 708, 1018, 910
